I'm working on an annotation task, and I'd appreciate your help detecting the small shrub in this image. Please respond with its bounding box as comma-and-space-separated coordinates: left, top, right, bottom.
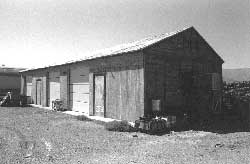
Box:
76, 115, 92, 121
105, 120, 135, 132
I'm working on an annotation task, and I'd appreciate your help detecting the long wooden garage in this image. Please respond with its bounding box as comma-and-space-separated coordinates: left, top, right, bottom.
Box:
20, 27, 224, 122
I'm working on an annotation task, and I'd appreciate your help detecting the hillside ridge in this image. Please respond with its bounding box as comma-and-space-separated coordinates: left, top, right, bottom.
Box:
223, 68, 250, 82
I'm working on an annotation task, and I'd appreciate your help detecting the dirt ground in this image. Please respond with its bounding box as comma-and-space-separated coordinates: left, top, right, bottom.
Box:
1, 107, 250, 164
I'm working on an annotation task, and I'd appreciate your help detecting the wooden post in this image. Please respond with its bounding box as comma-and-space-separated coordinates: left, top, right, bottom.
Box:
20, 75, 26, 95
248, 102, 250, 127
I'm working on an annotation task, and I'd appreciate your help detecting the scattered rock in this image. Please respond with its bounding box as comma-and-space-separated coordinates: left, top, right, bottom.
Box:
24, 154, 32, 158
215, 143, 224, 148
48, 155, 55, 162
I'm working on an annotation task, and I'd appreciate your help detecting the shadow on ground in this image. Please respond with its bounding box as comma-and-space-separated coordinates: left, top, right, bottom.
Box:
193, 118, 250, 134
75, 115, 105, 125
75, 114, 250, 136
171, 115, 250, 135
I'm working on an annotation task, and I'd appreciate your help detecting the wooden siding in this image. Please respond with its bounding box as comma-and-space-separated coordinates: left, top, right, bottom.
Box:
60, 70, 69, 109
20, 75, 25, 95
31, 77, 36, 104
89, 72, 94, 116
94, 74, 105, 117
36, 80, 42, 105
144, 54, 185, 115
28, 71, 48, 106
105, 68, 144, 121
22, 67, 69, 108
89, 52, 144, 121
144, 28, 223, 116
42, 75, 48, 106
19, 27, 223, 120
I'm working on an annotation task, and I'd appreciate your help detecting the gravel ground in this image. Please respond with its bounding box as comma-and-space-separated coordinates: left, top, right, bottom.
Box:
1, 107, 250, 164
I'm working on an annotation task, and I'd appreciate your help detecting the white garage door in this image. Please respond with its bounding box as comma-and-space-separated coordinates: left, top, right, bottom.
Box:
70, 66, 89, 114
26, 83, 32, 96
49, 71, 60, 107
26, 76, 32, 96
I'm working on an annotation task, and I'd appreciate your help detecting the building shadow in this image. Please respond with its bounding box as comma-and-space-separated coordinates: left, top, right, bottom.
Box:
171, 114, 250, 134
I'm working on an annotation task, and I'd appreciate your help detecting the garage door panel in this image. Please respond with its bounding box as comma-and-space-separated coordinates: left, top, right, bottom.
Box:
26, 83, 32, 96
70, 66, 89, 113
70, 93, 89, 102
49, 83, 60, 107
70, 101, 89, 112
49, 71, 60, 107
49, 72, 60, 82
49, 83, 60, 98
69, 99, 89, 105
69, 94, 89, 113
70, 66, 89, 83
70, 84, 89, 94
70, 75, 88, 83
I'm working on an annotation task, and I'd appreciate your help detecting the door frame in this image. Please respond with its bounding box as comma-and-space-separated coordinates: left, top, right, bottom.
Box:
93, 73, 106, 117
36, 79, 42, 105
48, 71, 61, 107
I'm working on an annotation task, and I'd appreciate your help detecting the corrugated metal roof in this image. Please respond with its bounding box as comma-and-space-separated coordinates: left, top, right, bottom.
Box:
21, 27, 191, 72
84, 27, 189, 58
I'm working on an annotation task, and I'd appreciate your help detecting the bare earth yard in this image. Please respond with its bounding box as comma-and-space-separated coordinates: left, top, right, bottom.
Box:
1, 107, 250, 164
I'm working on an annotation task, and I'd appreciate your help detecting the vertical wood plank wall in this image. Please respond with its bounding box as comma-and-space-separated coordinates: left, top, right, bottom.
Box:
60, 70, 69, 109
144, 53, 185, 115
89, 52, 144, 121
89, 72, 94, 115
104, 68, 144, 121
31, 77, 36, 104
143, 28, 223, 116
24, 70, 49, 106
20, 75, 26, 95
20, 27, 223, 120
29, 71, 48, 106
41, 75, 47, 106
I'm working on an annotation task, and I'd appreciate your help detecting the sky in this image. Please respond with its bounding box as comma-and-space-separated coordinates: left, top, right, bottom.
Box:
0, 0, 249, 69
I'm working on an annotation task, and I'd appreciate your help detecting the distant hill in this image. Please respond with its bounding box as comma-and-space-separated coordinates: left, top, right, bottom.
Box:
0, 67, 26, 73
223, 68, 250, 83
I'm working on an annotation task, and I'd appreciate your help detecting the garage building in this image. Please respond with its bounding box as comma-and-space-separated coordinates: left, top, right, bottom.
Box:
20, 27, 224, 121
0, 66, 25, 98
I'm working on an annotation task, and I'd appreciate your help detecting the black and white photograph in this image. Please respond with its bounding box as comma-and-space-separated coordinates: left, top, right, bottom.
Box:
0, 0, 249, 163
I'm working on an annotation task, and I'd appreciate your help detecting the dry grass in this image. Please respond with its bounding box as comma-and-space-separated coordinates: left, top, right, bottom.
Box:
104, 120, 136, 132
1, 107, 250, 164
75, 115, 92, 121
